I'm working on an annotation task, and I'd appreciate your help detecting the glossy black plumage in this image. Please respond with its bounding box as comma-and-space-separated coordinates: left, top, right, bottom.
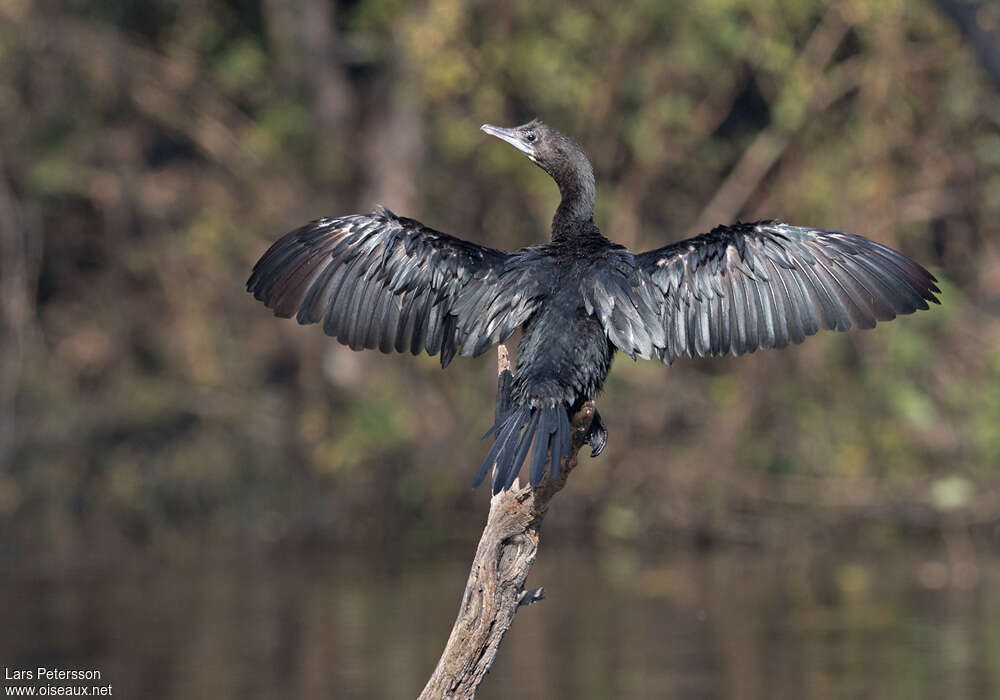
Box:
248, 206, 550, 368
248, 120, 939, 493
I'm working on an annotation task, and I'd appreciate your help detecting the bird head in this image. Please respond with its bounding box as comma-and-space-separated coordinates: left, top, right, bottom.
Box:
481, 119, 596, 223
481, 119, 585, 178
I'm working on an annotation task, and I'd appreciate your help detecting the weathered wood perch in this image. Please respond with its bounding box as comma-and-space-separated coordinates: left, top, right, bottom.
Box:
419, 344, 595, 699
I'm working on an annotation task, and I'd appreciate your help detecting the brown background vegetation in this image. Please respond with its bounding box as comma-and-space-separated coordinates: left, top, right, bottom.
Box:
2, 0, 999, 566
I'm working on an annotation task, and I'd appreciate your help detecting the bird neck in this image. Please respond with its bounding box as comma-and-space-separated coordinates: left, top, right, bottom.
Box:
550, 159, 596, 240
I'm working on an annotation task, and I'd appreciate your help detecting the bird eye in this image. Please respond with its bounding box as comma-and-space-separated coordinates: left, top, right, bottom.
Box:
525, 132, 536, 142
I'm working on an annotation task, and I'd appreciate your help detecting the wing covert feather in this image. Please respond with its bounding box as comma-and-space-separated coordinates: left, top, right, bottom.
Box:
614, 221, 940, 364
248, 207, 547, 366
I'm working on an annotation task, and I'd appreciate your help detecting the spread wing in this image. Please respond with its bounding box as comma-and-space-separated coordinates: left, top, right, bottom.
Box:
608, 221, 939, 364
247, 206, 548, 366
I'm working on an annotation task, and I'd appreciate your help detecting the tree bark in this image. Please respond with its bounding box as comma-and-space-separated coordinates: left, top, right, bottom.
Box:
418, 345, 595, 699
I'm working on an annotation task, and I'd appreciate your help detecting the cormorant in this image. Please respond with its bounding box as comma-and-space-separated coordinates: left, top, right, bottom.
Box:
248, 120, 939, 494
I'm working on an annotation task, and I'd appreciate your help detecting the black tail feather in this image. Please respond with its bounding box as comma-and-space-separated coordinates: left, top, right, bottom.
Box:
473, 400, 572, 493
529, 407, 553, 486
494, 417, 524, 492
550, 409, 570, 479
473, 406, 528, 488
508, 410, 541, 490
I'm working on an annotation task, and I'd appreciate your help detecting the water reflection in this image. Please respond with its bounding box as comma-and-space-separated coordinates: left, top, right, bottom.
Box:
2, 547, 998, 699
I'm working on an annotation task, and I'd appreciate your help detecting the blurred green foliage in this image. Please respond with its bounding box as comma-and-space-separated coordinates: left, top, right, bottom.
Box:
1, 0, 999, 562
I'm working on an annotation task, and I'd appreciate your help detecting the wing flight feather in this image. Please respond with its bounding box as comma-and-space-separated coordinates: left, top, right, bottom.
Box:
592, 221, 939, 364
248, 207, 548, 366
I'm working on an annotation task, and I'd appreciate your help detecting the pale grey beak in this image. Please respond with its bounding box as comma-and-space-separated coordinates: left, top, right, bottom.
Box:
481, 124, 534, 156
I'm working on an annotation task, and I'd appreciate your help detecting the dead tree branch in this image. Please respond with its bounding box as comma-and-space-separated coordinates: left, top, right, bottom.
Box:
418, 345, 595, 699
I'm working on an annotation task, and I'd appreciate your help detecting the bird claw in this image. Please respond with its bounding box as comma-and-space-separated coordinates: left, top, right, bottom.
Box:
584, 408, 607, 457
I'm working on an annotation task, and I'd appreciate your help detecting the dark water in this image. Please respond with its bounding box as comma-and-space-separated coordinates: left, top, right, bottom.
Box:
2, 546, 999, 699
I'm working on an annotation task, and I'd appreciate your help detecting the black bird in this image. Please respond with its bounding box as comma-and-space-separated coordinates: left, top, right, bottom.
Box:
248, 120, 939, 494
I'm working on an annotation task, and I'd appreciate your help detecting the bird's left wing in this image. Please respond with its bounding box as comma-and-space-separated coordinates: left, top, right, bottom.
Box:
605, 221, 939, 364
248, 206, 547, 366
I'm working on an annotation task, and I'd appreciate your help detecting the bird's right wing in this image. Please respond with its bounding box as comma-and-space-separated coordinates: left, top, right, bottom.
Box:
624, 221, 940, 364
248, 206, 549, 366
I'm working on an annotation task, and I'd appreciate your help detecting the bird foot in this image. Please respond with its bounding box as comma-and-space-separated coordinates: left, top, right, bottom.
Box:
584, 408, 607, 457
